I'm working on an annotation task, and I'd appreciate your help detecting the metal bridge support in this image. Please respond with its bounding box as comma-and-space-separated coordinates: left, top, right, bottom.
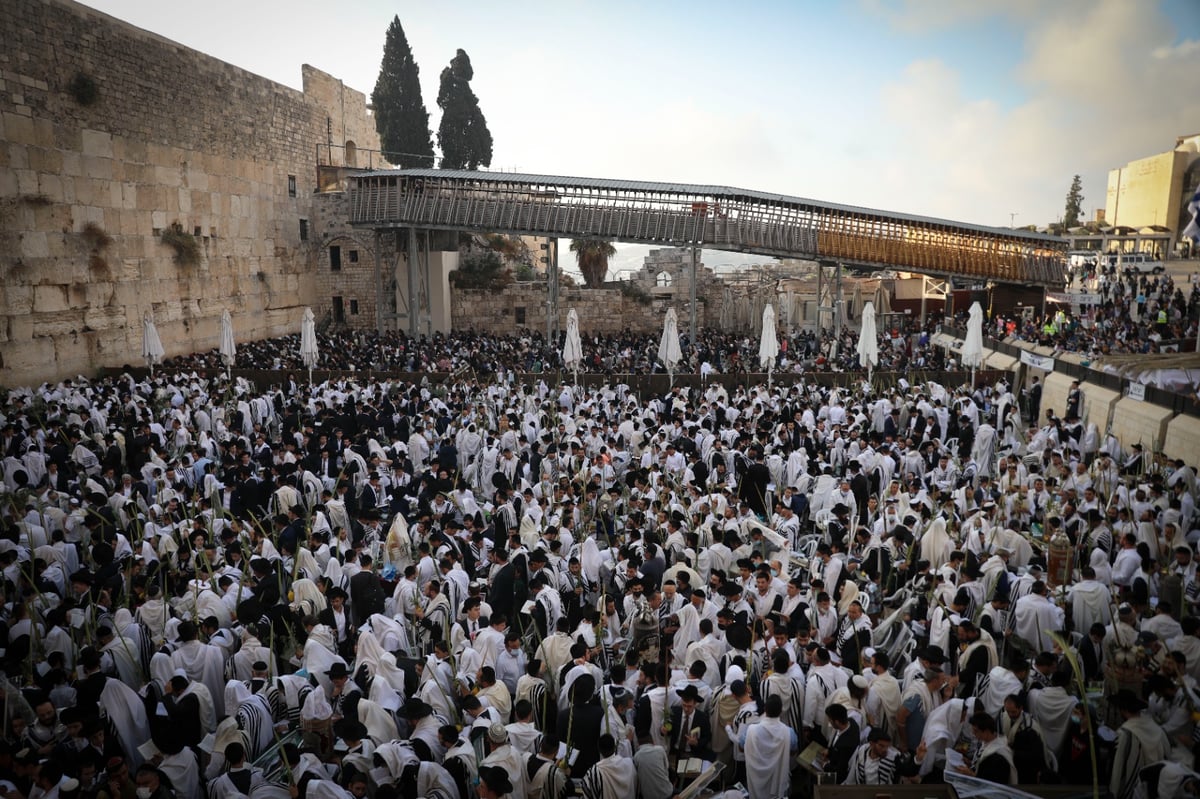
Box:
407, 229, 420, 337
385, 227, 434, 336
920, 275, 950, 326
546, 239, 559, 345
690, 246, 698, 347
373, 230, 384, 335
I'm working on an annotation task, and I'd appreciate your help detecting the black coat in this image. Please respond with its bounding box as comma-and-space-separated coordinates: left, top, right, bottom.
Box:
667, 705, 713, 760
349, 571, 386, 620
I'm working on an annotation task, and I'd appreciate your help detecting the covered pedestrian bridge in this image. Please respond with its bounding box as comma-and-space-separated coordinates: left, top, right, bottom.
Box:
344, 168, 1068, 336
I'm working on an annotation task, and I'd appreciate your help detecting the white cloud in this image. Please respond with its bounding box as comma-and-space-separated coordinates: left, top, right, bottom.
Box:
862, 0, 1200, 226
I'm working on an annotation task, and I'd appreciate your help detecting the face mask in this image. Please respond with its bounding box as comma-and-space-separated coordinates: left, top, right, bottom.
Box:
1069, 713, 1082, 725
137, 789, 152, 799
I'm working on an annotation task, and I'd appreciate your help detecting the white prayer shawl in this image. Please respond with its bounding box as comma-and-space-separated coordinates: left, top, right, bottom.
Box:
99, 676, 151, 768
160, 748, 201, 799
1068, 579, 1112, 633
356, 630, 408, 695
918, 697, 974, 777
980, 667, 1023, 716
172, 639, 228, 717
919, 518, 953, 570
102, 634, 141, 685
1111, 712, 1172, 799
580, 754, 637, 799
1027, 685, 1076, 757
366, 613, 411, 654
1012, 592, 1065, 654
743, 716, 793, 799
291, 579, 327, 616
480, 743, 527, 799
976, 736, 1017, 784
230, 636, 274, 681
303, 625, 342, 696
866, 672, 902, 738
1156, 762, 1200, 799
180, 679, 218, 734
355, 697, 399, 744
384, 514, 413, 570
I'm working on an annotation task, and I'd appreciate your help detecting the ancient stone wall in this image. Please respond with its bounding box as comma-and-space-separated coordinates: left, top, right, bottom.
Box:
0, 0, 379, 384
451, 283, 724, 337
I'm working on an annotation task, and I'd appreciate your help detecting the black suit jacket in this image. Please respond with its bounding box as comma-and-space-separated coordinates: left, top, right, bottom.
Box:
826, 719, 860, 783
1078, 638, 1103, 682
349, 570, 386, 619
667, 705, 712, 759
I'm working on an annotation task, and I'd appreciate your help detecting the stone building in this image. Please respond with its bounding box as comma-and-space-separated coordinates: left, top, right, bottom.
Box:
0, 0, 380, 384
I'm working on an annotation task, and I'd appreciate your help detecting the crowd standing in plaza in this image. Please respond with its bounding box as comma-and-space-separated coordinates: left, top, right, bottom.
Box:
1000, 268, 1200, 359
165, 323, 949, 381
2, 326, 1200, 799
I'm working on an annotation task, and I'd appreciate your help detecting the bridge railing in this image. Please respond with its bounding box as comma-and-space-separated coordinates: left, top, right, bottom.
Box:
348, 173, 1067, 285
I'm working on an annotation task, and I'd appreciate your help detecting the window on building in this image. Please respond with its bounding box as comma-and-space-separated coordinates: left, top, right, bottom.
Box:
299, 219, 309, 241
656, 270, 673, 287
288, 175, 297, 197
330, 246, 342, 271
332, 296, 344, 323
350, 299, 359, 315
193, 226, 202, 237
515, 306, 526, 325
348, 250, 359, 263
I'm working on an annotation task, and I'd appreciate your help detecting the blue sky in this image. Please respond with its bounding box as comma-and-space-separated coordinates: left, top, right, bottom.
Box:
82, 0, 1199, 275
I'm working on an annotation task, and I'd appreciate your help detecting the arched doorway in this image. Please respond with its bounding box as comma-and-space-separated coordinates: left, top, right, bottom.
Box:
344, 140, 357, 168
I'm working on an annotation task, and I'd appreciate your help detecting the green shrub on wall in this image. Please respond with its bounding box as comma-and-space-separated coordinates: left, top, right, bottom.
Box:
161, 224, 200, 266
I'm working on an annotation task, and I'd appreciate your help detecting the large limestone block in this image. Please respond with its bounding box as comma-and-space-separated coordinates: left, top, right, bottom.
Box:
80, 129, 113, 158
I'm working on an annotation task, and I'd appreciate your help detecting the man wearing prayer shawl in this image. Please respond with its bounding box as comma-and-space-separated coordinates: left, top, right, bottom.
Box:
170, 621, 227, 717
844, 727, 903, 785
1067, 566, 1113, 633
98, 625, 141, 686
96, 673, 151, 769
740, 695, 797, 799
480, 723, 528, 799
1028, 670, 1078, 761
1110, 689, 1172, 799
579, 734, 636, 799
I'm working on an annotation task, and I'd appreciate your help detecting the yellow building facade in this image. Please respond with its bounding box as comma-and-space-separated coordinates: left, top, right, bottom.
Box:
1105, 134, 1200, 246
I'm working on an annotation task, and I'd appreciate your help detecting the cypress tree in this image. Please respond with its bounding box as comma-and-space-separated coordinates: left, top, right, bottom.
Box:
437, 49, 493, 171
371, 16, 435, 168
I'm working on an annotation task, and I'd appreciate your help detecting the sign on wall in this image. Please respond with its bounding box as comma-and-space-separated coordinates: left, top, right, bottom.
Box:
1020, 350, 1055, 371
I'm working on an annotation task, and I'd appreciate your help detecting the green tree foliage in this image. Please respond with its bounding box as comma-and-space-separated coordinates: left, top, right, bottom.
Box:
437, 49, 493, 170
570, 238, 617, 288
1064, 174, 1084, 228
372, 16, 435, 168
450, 251, 510, 289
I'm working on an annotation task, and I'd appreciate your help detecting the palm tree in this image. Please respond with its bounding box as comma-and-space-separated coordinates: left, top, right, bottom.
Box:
569, 238, 616, 288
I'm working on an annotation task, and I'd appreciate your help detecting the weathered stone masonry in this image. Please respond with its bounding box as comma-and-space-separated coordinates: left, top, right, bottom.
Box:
0, 0, 379, 384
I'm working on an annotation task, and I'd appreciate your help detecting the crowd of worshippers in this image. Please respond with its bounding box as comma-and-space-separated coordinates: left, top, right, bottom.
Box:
3, 366, 1200, 799
160, 322, 948, 379
999, 271, 1200, 358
